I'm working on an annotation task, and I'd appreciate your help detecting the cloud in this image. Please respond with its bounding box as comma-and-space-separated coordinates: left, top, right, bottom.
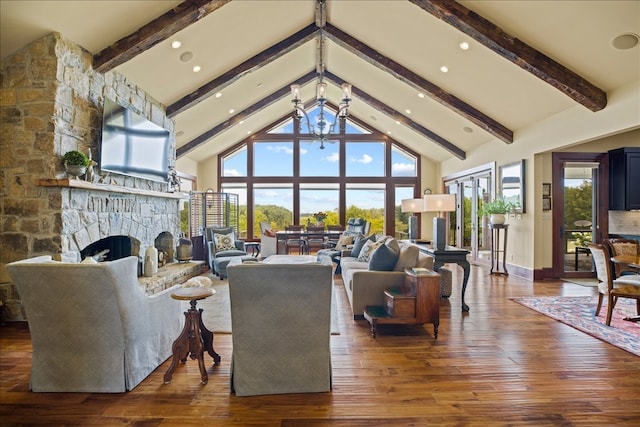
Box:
326, 152, 339, 162
355, 154, 373, 164
224, 168, 242, 176
300, 148, 308, 155
267, 145, 294, 155
392, 162, 415, 176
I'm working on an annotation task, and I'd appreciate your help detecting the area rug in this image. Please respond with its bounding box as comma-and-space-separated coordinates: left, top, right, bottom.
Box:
511, 296, 639, 356
561, 278, 598, 287
193, 274, 340, 335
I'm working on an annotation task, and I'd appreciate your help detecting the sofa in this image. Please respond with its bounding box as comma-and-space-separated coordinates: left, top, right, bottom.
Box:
339, 237, 453, 319
5, 256, 183, 392
227, 262, 333, 396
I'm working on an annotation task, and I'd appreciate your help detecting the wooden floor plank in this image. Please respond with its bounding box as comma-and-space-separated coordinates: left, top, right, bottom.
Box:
2, 263, 640, 426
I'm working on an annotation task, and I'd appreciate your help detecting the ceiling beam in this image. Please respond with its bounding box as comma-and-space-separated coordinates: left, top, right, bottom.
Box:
168, 24, 318, 117
93, 0, 231, 73
409, 0, 607, 112
323, 22, 513, 144
177, 72, 316, 157
325, 72, 466, 160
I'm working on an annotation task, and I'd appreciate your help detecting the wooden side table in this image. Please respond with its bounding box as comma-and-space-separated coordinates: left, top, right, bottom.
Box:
164, 287, 221, 385
363, 268, 441, 338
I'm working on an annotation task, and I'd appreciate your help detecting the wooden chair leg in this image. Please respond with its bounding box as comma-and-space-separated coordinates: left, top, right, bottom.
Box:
595, 293, 604, 316
606, 294, 617, 326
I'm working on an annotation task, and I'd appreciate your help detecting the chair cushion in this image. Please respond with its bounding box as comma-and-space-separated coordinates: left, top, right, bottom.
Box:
215, 232, 236, 252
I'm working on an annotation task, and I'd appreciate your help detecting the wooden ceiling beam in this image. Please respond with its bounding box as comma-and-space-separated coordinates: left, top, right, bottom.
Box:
323, 22, 513, 144
93, 0, 230, 73
168, 24, 318, 117
177, 72, 316, 157
325, 71, 466, 160
409, 0, 607, 112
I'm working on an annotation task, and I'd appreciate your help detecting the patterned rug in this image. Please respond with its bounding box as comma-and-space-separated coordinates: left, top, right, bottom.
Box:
511, 296, 639, 356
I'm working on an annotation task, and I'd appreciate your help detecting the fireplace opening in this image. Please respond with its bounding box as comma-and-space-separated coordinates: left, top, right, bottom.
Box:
80, 235, 140, 262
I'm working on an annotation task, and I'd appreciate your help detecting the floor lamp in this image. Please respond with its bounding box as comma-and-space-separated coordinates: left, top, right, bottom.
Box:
401, 199, 424, 241
423, 194, 456, 250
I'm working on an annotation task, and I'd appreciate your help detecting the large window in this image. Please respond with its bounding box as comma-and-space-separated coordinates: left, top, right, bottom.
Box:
219, 109, 420, 239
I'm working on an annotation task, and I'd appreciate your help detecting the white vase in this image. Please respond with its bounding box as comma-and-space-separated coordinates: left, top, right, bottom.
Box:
144, 245, 158, 277
490, 214, 506, 225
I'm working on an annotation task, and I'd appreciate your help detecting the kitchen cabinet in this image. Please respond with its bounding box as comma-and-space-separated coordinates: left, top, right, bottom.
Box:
609, 147, 640, 210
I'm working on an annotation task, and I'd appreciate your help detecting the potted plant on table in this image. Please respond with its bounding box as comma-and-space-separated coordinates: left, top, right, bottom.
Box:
480, 198, 516, 225
62, 150, 90, 179
313, 211, 327, 226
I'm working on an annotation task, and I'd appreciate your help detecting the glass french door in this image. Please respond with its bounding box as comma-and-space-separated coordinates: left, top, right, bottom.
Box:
446, 172, 492, 262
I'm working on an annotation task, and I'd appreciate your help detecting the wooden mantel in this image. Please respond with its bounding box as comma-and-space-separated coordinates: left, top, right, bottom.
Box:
38, 179, 186, 199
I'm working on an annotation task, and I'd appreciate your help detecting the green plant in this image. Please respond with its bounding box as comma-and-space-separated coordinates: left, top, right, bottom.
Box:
480, 198, 516, 216
62, 150, 89, 166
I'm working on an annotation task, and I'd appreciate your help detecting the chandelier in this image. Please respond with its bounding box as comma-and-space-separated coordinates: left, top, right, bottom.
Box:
290, 10, 352, 150
290, 80, 352, 149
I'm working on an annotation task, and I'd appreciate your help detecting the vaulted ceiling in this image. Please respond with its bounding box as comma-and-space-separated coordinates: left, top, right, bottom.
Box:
2, 0, 638, 165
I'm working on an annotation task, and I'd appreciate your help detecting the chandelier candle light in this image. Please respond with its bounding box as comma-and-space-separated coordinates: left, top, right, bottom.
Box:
424, 194, 457, 250
401, 198, 425, 242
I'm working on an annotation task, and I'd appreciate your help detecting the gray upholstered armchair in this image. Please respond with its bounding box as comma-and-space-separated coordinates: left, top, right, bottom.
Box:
5, 256, 183, 392
205, 226, 247, 275
227, 262, 333, 396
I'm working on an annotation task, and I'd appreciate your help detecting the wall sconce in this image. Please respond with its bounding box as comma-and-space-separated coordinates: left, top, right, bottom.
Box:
401, 198, 424, 241
424, 194, 456, 250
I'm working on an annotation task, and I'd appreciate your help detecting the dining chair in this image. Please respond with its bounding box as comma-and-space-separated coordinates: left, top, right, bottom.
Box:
604, 238, 639, 277
284, 225, 306, 255
305, 226, 326, 255
588, 243, 640, 326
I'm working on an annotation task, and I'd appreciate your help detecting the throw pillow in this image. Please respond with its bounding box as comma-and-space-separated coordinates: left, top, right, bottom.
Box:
357, 239, 384, 262
336, 234, 355, 248
369, 241, 400, 271
350, 234, 375, 258
393, 244, 419, 271
214, 232, 236, 252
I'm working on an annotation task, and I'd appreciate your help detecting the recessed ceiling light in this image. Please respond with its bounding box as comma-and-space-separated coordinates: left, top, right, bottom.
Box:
612, 33, 640, 50
405, 109, 411, 115
395, 120, 401, 125
171, 40, 181, 49
179, 51, 193, 62
463, 126, 473, 133
257, 83, 263, 88
215, 92, 222, 98
440, 66, 449, 73
239, 120, 244, 124
387, 130, 392, 135
176, 130, 184, 137
229, 109, 235, 114
369, 115, 377, 121
192, 65, 201, 73
459, 41, 470, 50
417, 92, 425, 98
247, 131, 252, 135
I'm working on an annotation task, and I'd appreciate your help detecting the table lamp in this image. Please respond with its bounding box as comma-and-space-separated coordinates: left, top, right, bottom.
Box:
424, 194, 456, 250
401, 198, 424, 241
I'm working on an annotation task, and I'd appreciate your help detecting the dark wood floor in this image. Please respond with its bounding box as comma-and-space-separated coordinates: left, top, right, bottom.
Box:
2, 263, 640, 426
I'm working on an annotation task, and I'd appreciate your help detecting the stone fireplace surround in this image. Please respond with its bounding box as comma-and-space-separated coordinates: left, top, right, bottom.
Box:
0, 32, 185, 320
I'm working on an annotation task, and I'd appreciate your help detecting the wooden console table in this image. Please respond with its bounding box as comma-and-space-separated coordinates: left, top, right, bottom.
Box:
416, 244, 471, 312
363, 268, 441, 338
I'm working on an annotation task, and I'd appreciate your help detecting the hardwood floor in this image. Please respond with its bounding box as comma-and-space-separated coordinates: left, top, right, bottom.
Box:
2, 263, 639, 426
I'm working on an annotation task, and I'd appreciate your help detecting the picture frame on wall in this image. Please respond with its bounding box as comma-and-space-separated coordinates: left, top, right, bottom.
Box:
542, 197, 552, 211
542, 183, 551, 197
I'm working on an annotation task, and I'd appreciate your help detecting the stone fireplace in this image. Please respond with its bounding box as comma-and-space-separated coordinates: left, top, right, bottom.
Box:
1, 32, 184, 320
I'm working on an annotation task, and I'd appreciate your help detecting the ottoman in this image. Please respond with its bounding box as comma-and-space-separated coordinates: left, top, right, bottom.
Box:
213, 255, 255, 280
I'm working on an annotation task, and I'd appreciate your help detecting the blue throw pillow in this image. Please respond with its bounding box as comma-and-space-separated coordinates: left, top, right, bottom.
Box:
350, 234, 375, 258
369, 241, 400, 271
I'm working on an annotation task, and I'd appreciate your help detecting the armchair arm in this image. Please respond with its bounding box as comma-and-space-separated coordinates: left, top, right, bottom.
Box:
234, 240, 245, 251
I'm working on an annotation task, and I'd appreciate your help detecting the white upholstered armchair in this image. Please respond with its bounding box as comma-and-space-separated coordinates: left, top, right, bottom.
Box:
6, 256, 183, 392
259, 221, 277, 258
227, 262, 333, 396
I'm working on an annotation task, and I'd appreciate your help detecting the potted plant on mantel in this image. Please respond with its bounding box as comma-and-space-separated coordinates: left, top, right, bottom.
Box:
480, 198, 517, 225
62, 150, 90, 179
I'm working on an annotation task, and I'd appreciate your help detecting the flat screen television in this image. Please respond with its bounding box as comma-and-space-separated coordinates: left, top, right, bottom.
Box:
99, 98, 170, 182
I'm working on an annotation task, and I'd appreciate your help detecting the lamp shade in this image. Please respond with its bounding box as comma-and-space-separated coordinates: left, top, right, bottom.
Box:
423, 194, 456, 212
401, 198, 424, 213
